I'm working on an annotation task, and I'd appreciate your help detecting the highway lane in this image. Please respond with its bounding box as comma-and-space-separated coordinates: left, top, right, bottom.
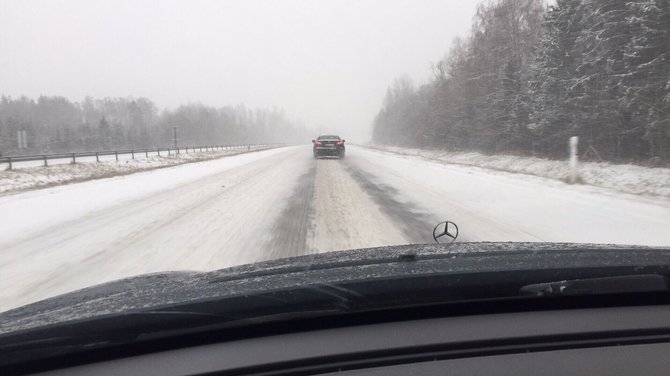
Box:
1, 144, 669, 312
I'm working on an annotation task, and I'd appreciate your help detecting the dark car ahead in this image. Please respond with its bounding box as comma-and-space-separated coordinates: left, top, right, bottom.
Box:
312, 135, 345, 159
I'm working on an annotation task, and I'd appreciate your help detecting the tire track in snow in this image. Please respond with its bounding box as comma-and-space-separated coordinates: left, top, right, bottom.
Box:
265, 166, 316, 259
307, 159, 410, 252
344, 162, 437, 244
267, 155, 416, 256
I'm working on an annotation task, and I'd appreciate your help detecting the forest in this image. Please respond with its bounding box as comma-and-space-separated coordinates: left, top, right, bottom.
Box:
0, 96, 307, 155
372, 0, 670, 163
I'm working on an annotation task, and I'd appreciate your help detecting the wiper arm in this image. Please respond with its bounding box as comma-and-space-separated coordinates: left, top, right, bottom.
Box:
519, 274, 669, 297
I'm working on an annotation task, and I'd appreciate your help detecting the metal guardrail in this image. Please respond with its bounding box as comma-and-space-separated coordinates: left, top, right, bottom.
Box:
0, 144, 274, 170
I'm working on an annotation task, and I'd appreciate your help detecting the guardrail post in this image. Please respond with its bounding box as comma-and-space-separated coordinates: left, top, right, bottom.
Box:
131, 150, 135, 159
43, 155, 48, 167
115, 151, 118, 161
72, 153, 76, 164
168, 148, 171, 156
186, 146, 189, 153
158, 149, 161, 156
7, 157, 12, 170
95, 152, 99, 162
145, 149, 148, 158
247, 145, 250, 151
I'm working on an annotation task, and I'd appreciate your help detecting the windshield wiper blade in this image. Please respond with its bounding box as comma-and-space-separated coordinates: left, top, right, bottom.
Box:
519, 274, 669, 297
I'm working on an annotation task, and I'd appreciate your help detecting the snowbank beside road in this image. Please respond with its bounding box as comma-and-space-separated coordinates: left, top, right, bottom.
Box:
0, 146, 276, 195
363, 144, 670, 198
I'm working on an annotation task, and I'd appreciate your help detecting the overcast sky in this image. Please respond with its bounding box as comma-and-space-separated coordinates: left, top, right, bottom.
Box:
1, 0, 481, 140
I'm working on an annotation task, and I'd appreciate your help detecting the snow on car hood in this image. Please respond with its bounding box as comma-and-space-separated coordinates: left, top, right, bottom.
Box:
0, 242, 656, 336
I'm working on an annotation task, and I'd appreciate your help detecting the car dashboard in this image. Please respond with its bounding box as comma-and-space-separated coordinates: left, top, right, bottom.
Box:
25, 304, 670, 376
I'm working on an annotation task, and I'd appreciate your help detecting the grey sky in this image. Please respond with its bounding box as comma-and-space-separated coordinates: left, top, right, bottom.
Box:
1, 0, 481, 140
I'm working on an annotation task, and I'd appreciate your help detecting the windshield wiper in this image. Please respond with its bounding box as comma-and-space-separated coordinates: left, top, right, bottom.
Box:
520, 274, 669, 297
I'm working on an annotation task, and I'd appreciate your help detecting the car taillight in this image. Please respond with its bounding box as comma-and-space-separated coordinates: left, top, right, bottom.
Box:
315, 141, 322, 145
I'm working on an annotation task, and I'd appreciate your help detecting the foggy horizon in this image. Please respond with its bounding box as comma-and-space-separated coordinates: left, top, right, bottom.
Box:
1, 0, 480, 141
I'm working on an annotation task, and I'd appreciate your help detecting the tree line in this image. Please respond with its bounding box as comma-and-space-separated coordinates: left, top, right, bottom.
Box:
373, 0, 670, 163
0, 95, 308, 155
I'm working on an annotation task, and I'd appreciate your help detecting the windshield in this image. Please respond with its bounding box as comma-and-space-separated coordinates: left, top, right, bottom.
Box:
0, 0, 668, 318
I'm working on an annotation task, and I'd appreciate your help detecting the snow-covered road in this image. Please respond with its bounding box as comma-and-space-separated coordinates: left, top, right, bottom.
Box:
1, 145, 669, 311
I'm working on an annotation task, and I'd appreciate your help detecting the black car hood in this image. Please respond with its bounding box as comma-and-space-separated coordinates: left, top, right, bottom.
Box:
0, 242, 665, 336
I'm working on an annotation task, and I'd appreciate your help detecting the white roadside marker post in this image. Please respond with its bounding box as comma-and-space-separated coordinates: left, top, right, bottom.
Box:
568, 136, 579, 184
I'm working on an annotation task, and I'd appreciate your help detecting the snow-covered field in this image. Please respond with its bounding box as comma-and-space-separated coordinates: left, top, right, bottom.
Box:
364, 144, 670, 198
0, 146, 275, 194
1, 144, 669, 312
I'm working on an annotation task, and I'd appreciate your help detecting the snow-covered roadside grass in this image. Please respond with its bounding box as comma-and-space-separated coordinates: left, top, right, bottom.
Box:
362, 144, 670, 199
0, 146, 277, 195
